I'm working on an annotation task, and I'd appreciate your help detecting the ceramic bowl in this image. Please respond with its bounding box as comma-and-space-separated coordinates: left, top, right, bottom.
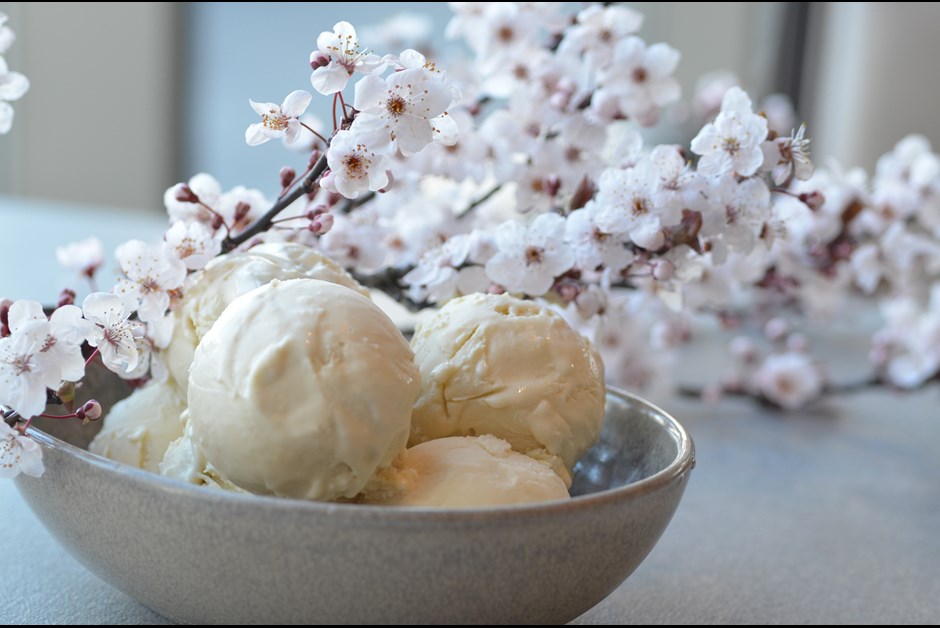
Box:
14, 368, 694, 625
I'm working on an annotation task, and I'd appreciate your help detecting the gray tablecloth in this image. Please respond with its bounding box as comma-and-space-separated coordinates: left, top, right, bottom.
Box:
1, 195, 939, 623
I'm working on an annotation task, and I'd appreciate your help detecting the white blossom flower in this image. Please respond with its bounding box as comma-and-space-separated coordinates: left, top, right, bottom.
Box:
317, 214, 387, 274
119, 313, 174, 382
56, 236, 104, 279
875, 288, 940, 389
0, 321, 58, 418
82, 292, 141, 375
218, 186, 269, 235
113, 240, 187, 323
0, 421, 44, 479
593, 156, 684, 251
353, 67, 457, 155
165, 221, 222, 270
850, 243, 882, 294
7, 300, 90, 383
321, 129, 392, 199
565, 202, 634, 273
762, 124, 814, 185
457, 3, 539, 65
596, 36, 680, 125
403, 234, 473, 304
0, 55, 29, 134
310, 21, 384, 95
485, 213, 574, 296
164, 173, 223, 226
0, 13, 15, 54
691, 86, 768, 177
560, 4, 644, 68
245, 90, 312, 147
752, 352, 823, 409
700, 176, 771, 256
409, 109, 489, 182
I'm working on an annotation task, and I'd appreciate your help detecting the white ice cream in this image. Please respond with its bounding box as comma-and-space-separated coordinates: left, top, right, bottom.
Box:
165, 242, 367, 395
187, 279, 420, 501
89, 380, 185, 472
409, 293, 605, 474
159, 416, 244, 492
360, 435, 570, 508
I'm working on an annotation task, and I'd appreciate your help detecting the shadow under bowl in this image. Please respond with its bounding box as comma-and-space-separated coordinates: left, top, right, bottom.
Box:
15, 371, 694, 625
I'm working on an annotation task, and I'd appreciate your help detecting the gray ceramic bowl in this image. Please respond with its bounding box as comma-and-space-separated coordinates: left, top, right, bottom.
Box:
14, 369, 694, 625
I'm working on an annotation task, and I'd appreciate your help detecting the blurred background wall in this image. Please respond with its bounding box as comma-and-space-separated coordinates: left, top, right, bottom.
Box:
1, 2, 939, 211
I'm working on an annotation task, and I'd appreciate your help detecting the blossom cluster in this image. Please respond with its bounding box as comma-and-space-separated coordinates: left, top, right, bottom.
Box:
4, 2, 940, 478
0, 12, 28, 134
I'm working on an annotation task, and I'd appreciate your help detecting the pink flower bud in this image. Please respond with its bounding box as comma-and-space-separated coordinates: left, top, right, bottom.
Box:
549, 92, 570, 110
799, 191, 825, 211
652, 259, 675, 281
544, 175, 561, 197
0, 299, 11, 337
280, 166, 296, 189
233, 201, 252, 224
309, 212, 334, 236
57, 289, 76, 308
306, 205, 327, 220
173, 183, 199, 204
76, 399, 102, 423
308, 150, 323, 169
555, 281, 579, 303
310, 51, 331, 70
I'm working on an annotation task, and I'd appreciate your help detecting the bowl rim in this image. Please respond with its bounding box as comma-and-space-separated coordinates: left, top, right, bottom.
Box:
24, 387, 694, 521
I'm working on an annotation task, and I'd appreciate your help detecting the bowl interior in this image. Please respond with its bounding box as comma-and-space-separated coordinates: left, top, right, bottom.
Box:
32, 364, 687, 500
21, 366, 693, 625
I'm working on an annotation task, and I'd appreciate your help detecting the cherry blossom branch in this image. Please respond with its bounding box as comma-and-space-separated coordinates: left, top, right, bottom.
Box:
221, 153, 329, 252
457, 184, 503, 218
352, 268, 426, 312
337, 191, 376, 214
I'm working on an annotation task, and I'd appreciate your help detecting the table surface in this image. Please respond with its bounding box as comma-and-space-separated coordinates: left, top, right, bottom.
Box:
2, 196, 939, 624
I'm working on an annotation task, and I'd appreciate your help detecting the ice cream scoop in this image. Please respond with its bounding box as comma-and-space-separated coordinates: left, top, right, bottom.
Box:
360, 435, 569, 508
159, 415, 244, 492
409, 293, 605, 474
165, 242, 367, 395
187, 278, 420, 501
89, 380, 185, 472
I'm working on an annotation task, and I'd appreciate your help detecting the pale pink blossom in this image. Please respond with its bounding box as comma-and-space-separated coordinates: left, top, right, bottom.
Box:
0, 421, 44, 479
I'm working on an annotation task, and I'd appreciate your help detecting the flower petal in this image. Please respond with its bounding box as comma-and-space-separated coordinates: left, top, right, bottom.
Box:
7, 300, 45, 333
431, 114, 459, 146
245, 123, 270, 146
0, 71, 29, 102
82, 292, 125, 327
0, 102, 12, 134
311, 63, 350, 95
49, 304, 93, 344
280, 90, 312, 117
353, 74, 387, 112
249, 99, 275, 116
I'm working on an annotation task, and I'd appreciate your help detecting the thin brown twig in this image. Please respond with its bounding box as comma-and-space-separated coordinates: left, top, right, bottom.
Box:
457, 184, 502, 218
222, 153, 329, 252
